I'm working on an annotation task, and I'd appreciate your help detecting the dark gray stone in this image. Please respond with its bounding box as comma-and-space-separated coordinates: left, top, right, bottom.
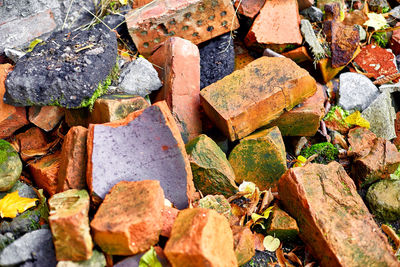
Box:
0, 229, 56, 267
199, 33, 234, 89
90, 105, 191, 209
300, 6, 323, 23
5, 27, 117, 108
0, 181, 37, 199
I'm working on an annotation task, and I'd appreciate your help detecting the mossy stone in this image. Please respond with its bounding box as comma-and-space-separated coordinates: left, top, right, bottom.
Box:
366, 179, 400, 221
266, 207, 299, 242
300, 142, 338, 164
0, 140, 22, 191
186, 134, 237, 197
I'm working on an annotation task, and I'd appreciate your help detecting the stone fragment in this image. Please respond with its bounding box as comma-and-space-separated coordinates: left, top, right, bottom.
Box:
90, 95, 150, 124
200, 33, 234, 89
0, 64, 28, 139
362, 90, 396, 140
164, 208, 237, 267
125, 0, 240, 56
90, 181, 164, 255
28, 151, 61, 196
57, 250, 106, 267
49, 189, 93, 261
368, 0, 390, 13
278, 162, 399, 267
118, 57, 162, 97
0, 140, 22, 192
195, 194, 234, 223
186, 134, 237, 197
0, 229, 57, 267
200, 57, 317, 141
57, 126, 88, 192
163, 37, 202, 142
231, 226, 255, 266
266, 206, 299, 242
317, 57, 346, 84
281, 46, 313, 64
354, 44, 398, 79
394, 112, 400, 149
229, 127, 287, 191
300, 6, 323, 22
234, 0, 265, 19
87, 101, 195, 209
338, 72, 380, 112
245, 0, 302, 50
29, 106, 64, 132
267, 83, 325, 136
297, 0, 314, 10
347, 127, 377, 158
390, 22, 400, 55
161, 206, 179, 238
300, 19, 326, 61
15, 127, 48, 162
5, 27, 117, 107
352, 137, 400, 186
367, 179, 400, 221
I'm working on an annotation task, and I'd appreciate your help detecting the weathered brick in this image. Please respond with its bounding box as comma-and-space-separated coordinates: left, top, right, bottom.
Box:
234, 0, 265, 19
28, 106, 64, 132
161, 206, 179, 237
200, 57, 316, 141
245, 0, 302, 51
49, 189, 93, 261
87, 101, 195, 209
91, 181, 164, 255
126, 0, 240, 56
389, 22, 400, 55
15, 127, 48, 162
229, 126, 287, 191
267, 83, 325, 136
266, 206, 299, 241
164, 208, 237, 266
57, 126, 88, 193
231, 226, 255, 266
281, 46, 313, 64
297, 0, 314, 10
279, 162, 398, 267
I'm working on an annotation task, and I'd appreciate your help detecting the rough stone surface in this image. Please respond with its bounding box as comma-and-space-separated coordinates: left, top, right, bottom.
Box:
186, 134, 237, 197
29, 151, 61, 196
199, 33, 234, 89
195, 195, 235, 223
29, 106, 64, 132
5, 27, 118, 108
367, 179, 400, 221
301, 19, 325, 61
118, 57, 162, 97
87, 101, 195, 209
234, 0, 265, 18
229, 127, 287, 191
163, 37, 202, 142
57, 250, 106, 267
164, 208, 237, 267
338, 72, 380, 112
0, 64, 28, 139
347, 127, 377, 158
278, 162, 399, 267
57, 126, 88, 193
267, 83, 325, 136
245, 0, 302, 50
0, 140, 22, 192
161, 206, 179, 238
49, 189, 93, 261
90, 181, 164, 255
362, 91, 396, 140
352, 137, 400, 186
232, 226, 255, 266
0, 229, 57, 267
300, 6, 323, 22
266, 206, 299, 242
200, 57, 317, 141
125, 0, 240, 56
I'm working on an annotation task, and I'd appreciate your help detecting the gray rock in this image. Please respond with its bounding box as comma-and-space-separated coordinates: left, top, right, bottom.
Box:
367, 179, 400, 221
0, 181, 37, 199
391, 6, 400, 20
362, 90, 396, 140
355, 25, 367, 41
368, 0, 390, 13
300, 6, 323, 22
0, 140, 22, 192
5, 27, 117, 108
118, 57, 161, 97
4, 48, 26, 63
0, 233, 14, 252
57, 250, 106, 267
338, 72, 380, 112
300, 19, 325, 61
0, 229, 56, 267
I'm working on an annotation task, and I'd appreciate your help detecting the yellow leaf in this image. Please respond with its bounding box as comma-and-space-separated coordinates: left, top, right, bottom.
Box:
27, 39, 43, 52
364, 13, 388, 30
251, 206, 274, 223
119, 0, 128, 5
0, 191, 38, 218
344, 111, 370, 129
293, 155, 307, 167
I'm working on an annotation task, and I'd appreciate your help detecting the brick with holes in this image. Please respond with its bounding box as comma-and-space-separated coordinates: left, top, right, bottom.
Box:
125, 0, 240, 56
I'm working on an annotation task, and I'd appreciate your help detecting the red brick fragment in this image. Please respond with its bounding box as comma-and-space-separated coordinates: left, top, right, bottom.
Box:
161, 206, 179, 237
15, 127, 48, 162
234, 0, 265, 19
29, 106, 64, 132
389, 22, 400, 55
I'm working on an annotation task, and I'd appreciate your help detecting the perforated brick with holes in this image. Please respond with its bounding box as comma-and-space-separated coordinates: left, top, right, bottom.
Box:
125, 0, 239, 56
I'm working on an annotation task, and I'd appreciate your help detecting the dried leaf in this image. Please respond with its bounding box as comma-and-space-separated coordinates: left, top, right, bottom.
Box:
238, 181, 256, 197
344, 111, 370, 128
251, 206, 273, 223
0, 191, 38, 218
264, 235, 280, 252
364, 13, 388, 30
139, 246, 162, 267
285, 251, 303, 266
258, 189, 274, 213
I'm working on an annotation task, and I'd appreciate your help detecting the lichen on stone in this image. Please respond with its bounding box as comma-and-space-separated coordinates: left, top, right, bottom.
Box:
301, 142, 339, 164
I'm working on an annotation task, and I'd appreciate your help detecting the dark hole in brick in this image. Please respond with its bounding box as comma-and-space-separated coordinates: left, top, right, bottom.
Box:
198, 5, 205, 11
140, 31, 147, 36
209, 15, 215, 20
212, 0, 219, 7
182, 26, 189, 31
197, 20, 203, 26
220, 11, 227, 16
207, 26, 214, 32
192, 32, 199, 37
221, 21, 227, 27
143, 42, 149, 48
157, 23, 169, 35
184, 12, 192, 19
169, 19, 176, 25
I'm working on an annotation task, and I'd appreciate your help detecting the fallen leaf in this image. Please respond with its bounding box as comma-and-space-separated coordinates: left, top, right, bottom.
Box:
344, 111, 370, 128
294, 155, 307, 167
258, 189, 274, 213
251, 206, 273, 223
119, 0, 128, 5
364, 13, 388, 30
0, 191, 38, 218
139, 246, 162, 267
27, 39, 43, 52
238, 181, 256, 197
263, 235, 280, 252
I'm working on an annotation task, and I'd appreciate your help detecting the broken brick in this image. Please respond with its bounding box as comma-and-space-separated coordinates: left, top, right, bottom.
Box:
234, 0, 265, 19
281, 46, 313, 64
125, 0, 240, 56
279, 162, 398, 266
57, 126, 88, 193
389, 22, 400, 55
49, 189, 93, 261
15, 127, 48, 162
393, 112, 400, 150
91, 181, 164, 255
347, 127, 377, 158
200, 57, 317, 141
161, 206, 179, 238
297, 0, 314, 11
266, 206, 299, 242
28, 106, 64, 132
164, 208, 237, 266
232, 226, 255, 266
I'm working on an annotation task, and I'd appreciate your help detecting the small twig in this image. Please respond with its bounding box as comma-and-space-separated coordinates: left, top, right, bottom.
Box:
62, 0, 75, 30
75, 44, 94, 53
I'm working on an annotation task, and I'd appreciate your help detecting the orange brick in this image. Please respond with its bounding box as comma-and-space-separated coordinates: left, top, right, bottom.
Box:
29, 151, 61, 196
234, 0, 265, 19
15, 127, 48, 162
29, 106, 64, 132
